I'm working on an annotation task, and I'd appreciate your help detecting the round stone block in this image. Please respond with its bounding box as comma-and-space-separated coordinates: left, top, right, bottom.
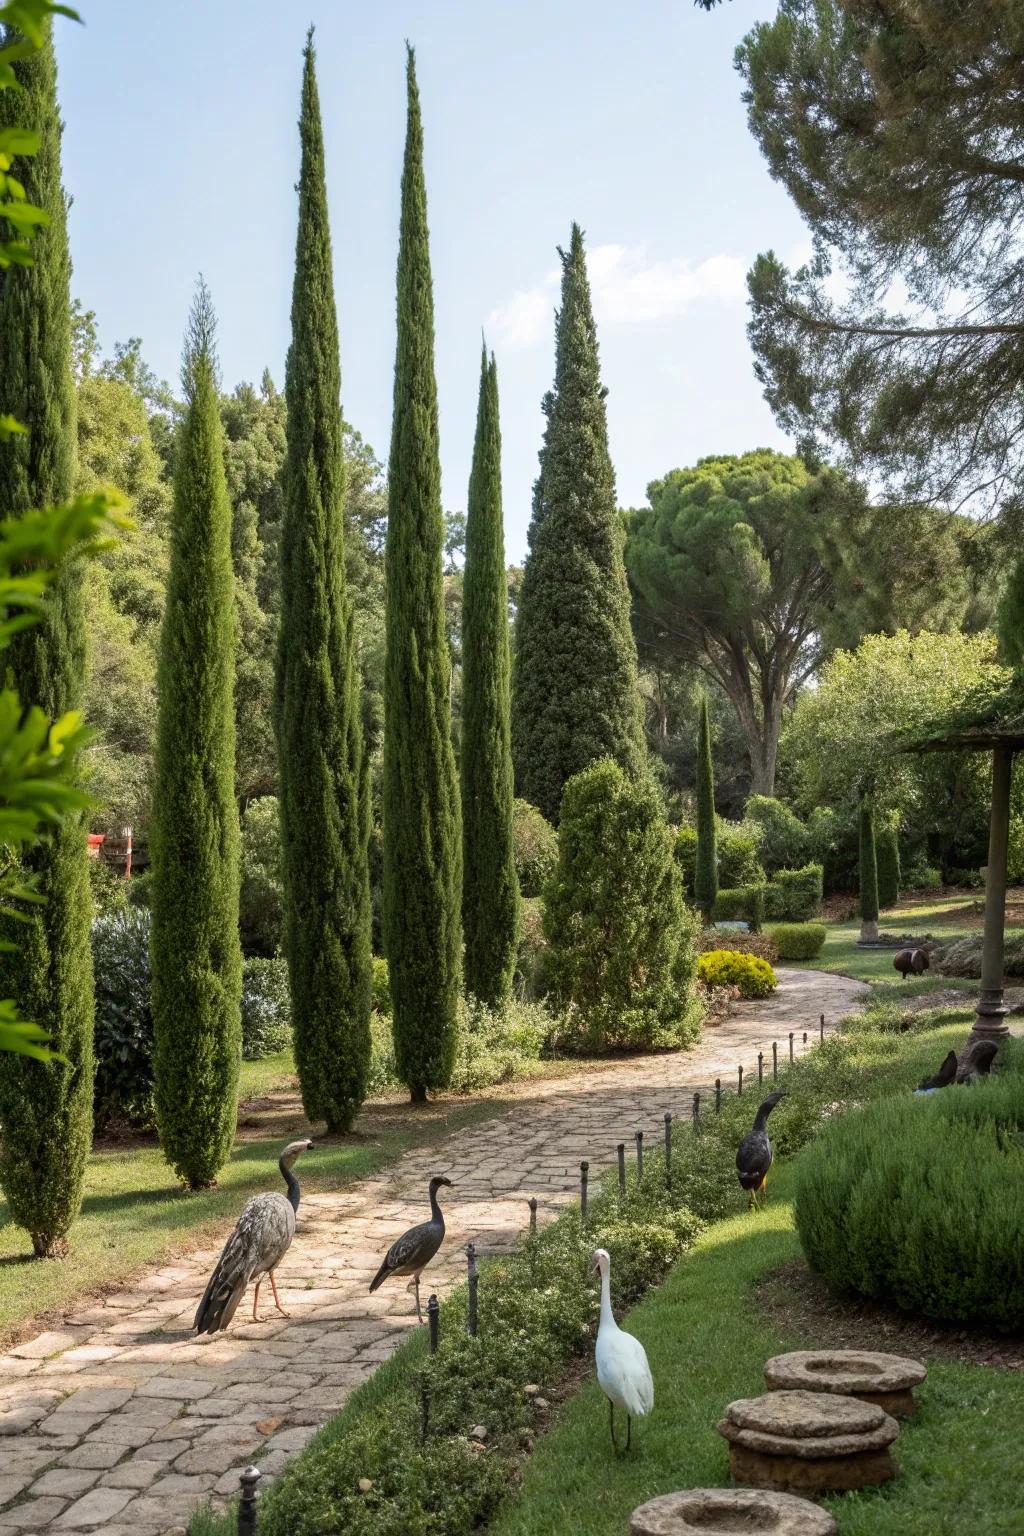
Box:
630, 1487, 838, 1535
764, 1350, 926, 1417
716, 1389, 898, 1496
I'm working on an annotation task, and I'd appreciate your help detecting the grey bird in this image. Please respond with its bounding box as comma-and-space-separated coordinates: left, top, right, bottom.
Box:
369, 1175, 451, 1323
736, 1091, 785, 1208
193, 1138, 314, 1334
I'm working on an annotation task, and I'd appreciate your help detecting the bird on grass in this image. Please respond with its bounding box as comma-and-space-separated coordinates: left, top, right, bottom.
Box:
736, 1090, 785, 1209
915, 1050, 958, 1094
592, 1247, 653, 1453
194, 1138, 313, 1334
369, 1175, 451, 1324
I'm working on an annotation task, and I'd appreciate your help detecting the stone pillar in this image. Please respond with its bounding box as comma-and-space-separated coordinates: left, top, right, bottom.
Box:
970, 746, 1015, 1046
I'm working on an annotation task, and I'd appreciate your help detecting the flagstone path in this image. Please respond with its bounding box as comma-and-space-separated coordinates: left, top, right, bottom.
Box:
0, 968, 867, 1535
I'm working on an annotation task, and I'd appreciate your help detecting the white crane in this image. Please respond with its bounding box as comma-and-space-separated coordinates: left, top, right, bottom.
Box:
592, 1247, 654, 1452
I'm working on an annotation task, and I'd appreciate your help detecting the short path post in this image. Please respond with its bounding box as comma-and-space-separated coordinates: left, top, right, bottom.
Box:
715, 1077, 722, 1112
664, 1112, 672, 1176
635, 1128, 644, 1181
617, 1142, 626, 1197
789, 1031, 794, 1064
820, 1012, 825, 1043
772, 1041, 778, 1080
580, 1160, 589, 1221
738, 1063, 744, 1095
692, 1091, 701, 1130
428, 1293, 440, 1354
466, 1242, 478, 1338
758, 1050, 764, 1087
803, 1030, 807, 1045
238, 1465, 261, 1536
528, 1196, 538, 1234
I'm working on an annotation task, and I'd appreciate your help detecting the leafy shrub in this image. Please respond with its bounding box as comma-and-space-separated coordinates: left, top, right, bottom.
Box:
677, 818, 764, 895
945, 866, 983, 889
795, 1044, 1024, 1330
745, 795, 809, 872
711, 883, 766, 931
240, 957, 291, 1060
92, 908, 155, 1130
697, 949, 777, 997
126, 868, 154, 909
89, 858, 130, 918
934, 931, 1024, 978
694, 927, 779, 962
371, 955, 392, 1014
239, 795, 284, 957
366, 999, 552, 1098
512, 798, 558, 898
764, 922, 827, 961
876, 824, 901, 907
543, 761, 701, 1051
514, 895, 547, 1001
764, 862, 823, 921
903, 862, 942, 890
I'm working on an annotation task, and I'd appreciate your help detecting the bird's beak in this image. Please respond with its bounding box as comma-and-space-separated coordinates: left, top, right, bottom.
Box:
589, 1256, 599, 1275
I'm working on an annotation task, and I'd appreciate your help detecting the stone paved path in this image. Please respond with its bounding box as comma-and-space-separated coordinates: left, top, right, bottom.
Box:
0, 969, 866, 1535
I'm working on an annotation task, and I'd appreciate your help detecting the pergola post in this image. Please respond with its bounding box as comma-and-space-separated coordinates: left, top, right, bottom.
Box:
970, 745, 1015, 1047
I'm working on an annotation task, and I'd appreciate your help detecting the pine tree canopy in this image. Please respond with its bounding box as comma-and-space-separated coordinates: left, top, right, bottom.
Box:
512, 223, 645, 824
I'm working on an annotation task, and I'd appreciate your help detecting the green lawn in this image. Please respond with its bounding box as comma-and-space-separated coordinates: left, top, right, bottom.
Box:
492, 1021, 1024, 1536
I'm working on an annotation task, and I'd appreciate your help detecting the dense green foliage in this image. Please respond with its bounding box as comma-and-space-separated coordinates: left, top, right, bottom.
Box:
238, 795, 284, 957
858, 794, 879, 929
796, 1044, 1024, 1330
461, 349, 519, 1006
693, 692, 717, 918
763, 922, 826, 961
763, 862, 822, 923
512, 224, 644, 824
935, 932, 1024, 981
876, 821, 901, 909
744, 794, 808, 873
240, 956, 291, 1060
0, 25, 96, 1254
542, 759, 700, 1051
512, 799, 558, 898
275, 36, 372, 1132
711, 884, 765, 931
150, 289, 242, 1189
383, 50, 462, 1100
91, 908, 154, 1130
696, 949, 776, 998
677, 817, 763, 896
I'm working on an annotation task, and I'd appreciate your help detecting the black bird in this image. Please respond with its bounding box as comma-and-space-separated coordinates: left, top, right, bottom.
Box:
194, 1138, 314, 1334
369, 1175, 451, 1323
956, 1039, 1000, 1083
736, 1091, 785, 1209
916, 1050, 958, 1093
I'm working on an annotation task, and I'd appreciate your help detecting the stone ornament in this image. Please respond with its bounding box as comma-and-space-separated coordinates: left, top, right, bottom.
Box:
630, 1487, 838, 1535
717, 1388, 899, 1494
764, 1349, 926, 1417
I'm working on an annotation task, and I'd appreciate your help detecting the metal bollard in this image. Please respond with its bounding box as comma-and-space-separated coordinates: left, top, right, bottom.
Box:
692, 1092, 700, 1130
820, 1012, 825, 1043
466, 1242, 478, 1338
617, 1142, 626, 1197
803, 1031, 808, 1045
789, 1031, 794, 1064
772, 1041, 778, 1080
738, 1063, 744, 1096
428, 1293, 440, 1354
238, 1465, 261, 1536
635, 1129, 644, 1181
758, 1050, 764, 1086
580, 1160, 589, 1221
664, 1112, 672, 1176
715, 1077, 722, 1113
528, 1196, 538, 1235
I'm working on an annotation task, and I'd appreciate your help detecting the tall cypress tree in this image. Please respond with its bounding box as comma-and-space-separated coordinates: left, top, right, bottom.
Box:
512, 223, 645, 825
274, 31, 371, 1132
858, 791, 880, 939
151, 283, 242, 1188
383, 48, 461, 1101
694, 692, 718, 920
0, 28, 94, 1258
461, 347, 519, 1006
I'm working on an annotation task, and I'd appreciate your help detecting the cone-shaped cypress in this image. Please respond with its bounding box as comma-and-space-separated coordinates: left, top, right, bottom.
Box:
461, 348, 519, 1006
512, 223, 645, 825
383, 48, 461, 1101
150, 283, 242, 1188
694, 692, 718, 920
876, 824, 901, 909
274, 32, 371, 1132
0, 27, 94, 1258
858, 791, 880, 933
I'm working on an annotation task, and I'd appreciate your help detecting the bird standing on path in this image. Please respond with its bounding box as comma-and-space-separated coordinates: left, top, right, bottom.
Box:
369, 1174, 451, 1323
194, 1138, 314, 1334
736, 1090, 785, 1209
592, 1247, 653, 1453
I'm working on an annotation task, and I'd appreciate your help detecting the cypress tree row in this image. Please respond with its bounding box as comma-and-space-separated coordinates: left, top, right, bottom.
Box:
0, 28, 94, 1257
461, 347, 520, 1006
274, 32, 371, 1132
858, 791, 880, 938
511, 223, 645, 825
383, 48, 462, 1102
694, 692, 718, 920
150, 283, 242, 1188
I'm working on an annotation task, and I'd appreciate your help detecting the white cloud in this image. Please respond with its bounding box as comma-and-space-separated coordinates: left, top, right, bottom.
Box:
486, 244, 747, 351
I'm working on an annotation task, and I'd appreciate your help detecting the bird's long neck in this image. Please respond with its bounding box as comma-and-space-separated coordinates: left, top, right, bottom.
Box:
429, 1186, 444, 1226
753, 1101, 777, 1133
280, 1157, 300, 1213
599, 1268, 616, 1332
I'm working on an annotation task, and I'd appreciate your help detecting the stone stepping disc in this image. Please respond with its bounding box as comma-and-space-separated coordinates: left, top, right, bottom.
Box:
630, 1487, 838, 1535
764, 1350, 926, 1417
717, 1389, 899, 1495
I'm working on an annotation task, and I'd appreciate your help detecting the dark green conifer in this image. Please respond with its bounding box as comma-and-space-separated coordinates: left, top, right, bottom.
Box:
694, 692, 718, 920
383, 48, 461, 1101
274, 32, 371, 1132
150, 283, 242, 1188
876, 823, 901, 909
461, 348, 519, 1006
0, 28, 94, 1257
858, 791, 880, 934
512, 224, 645, 824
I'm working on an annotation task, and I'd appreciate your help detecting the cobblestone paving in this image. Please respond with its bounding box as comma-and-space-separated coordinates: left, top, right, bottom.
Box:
0, 969, 867, 1534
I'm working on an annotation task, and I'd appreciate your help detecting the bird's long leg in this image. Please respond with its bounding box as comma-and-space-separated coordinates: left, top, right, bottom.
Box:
747, 1189, 755, 1211
626, 1414, 632, 1453
269, 1270, 289, 1318
251, 1280, 262, 1323
414, 1273, 423, 1325
608, 1400, 617, 1452
760, 1173, 769, 1207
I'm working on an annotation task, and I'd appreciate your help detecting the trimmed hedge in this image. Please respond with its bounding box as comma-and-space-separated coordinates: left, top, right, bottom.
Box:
711, 883, 765, 931
697, 949, 777, 998
764, 862, 823, 922
764, 922, 827, 961
795, 1043, 1024, 1330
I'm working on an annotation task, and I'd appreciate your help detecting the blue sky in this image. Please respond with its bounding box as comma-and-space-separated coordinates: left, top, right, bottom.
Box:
58, 0, 805, 561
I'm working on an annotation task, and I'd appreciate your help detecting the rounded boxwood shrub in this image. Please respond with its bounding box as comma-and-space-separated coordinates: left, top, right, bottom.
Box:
764, 922, 827, 961
763, 862, 823, 922
796, 1050, 1024, 1330
697, 949, 777, 998
92, 908, 155, 1131
240, 957, 291, 1060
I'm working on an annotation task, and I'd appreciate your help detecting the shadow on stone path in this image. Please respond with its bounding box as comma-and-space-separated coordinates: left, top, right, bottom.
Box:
0, 968, 867, 1535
